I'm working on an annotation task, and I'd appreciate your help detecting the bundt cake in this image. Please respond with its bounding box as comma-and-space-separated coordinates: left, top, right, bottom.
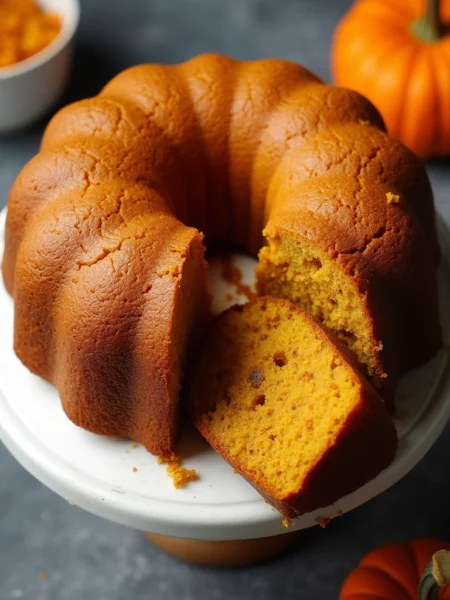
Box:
185, 297, 398, 517
1, 53, 441, 456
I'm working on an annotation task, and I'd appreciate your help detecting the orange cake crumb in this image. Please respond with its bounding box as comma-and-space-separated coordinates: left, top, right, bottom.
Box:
38, 572, 48, 581
316, 517, 331, 528
158, 454, 199, 488
167, 463, 199, 489
386, 192, 400, 204
0, 0, 61, 67
131, 466, 138, 472
157, 452, 178, 465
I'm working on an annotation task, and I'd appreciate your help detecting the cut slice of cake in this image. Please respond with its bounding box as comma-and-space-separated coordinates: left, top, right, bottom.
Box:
185, 297, 397, 518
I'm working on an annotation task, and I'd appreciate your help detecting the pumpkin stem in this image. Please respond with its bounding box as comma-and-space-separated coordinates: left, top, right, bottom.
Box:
419, 551, 450, 600
410, 0, 445, 43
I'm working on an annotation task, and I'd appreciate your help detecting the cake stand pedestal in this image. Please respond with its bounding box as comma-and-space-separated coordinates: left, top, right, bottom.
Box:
2, 209, 450, 566
144, 531, 302, 566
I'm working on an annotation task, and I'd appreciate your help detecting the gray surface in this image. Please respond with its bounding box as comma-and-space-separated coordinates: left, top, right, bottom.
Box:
1, 0, 450, 598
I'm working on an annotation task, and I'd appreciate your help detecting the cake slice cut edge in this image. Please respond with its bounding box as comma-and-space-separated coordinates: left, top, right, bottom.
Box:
184, 296, 398, 518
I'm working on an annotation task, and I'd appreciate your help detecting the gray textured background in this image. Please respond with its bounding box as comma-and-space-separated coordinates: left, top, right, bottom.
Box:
1, 1, 450, 598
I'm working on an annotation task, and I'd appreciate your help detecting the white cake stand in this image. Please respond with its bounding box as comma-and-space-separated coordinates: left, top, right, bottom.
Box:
1, 208, 450, 547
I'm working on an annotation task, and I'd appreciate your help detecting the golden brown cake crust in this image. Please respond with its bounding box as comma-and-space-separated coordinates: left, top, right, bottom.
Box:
1, 53, 441, 455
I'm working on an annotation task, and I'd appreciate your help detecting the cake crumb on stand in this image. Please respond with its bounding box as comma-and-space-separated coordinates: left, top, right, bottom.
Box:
316, 517, 331, 528
282, 517, 293, 528
158, 454, 199, 489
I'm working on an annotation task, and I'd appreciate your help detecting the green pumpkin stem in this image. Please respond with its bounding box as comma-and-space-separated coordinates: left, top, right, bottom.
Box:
410, 0, 445, 42
419, 551, 450, 600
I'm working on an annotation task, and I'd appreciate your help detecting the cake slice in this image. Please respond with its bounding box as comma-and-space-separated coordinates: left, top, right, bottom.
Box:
185, 297, 397, 518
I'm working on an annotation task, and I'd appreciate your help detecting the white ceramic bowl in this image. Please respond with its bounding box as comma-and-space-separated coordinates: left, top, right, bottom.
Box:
0, 0, 80, 134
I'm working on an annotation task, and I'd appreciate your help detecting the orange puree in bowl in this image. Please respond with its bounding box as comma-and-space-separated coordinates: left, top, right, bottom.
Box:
0, 0, 61, 67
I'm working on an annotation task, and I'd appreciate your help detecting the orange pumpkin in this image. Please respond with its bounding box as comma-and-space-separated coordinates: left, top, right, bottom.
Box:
340, 538, 450, 599
332, 0, 450, 158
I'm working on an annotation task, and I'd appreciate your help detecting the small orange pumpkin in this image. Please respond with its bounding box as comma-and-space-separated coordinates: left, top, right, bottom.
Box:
340, 538, 450, 599
332, 0, 450, 158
